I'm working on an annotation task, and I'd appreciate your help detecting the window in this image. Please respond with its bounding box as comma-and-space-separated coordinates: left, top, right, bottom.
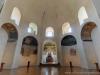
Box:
46, 27, 54, 37
28, 27, 32, 33
62, 22, 72, 35
11, 7, 21, 26
78, 6, 88, 25
27, 23, 38, 35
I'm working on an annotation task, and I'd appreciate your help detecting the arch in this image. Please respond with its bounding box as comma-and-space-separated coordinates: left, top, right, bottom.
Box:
81, 22, 97, 69
62, 22, 72, 34
21, 36, 38, 56
11, 7, 21, 26
81, 22, 96, 41
61, 35, 77, 46
45, 27, 54, 37
78, 6, 88, 25
1, 23, 18, 42
27, 23, 38, 35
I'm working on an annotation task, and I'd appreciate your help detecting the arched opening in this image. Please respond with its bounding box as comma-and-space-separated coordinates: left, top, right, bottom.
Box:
62, 22, 72, 35
61, 35, 80, 67
61, 35, 77, 46
1, 23, 18, 69
11, 7, 21, 26
81, 22, 97, 69
78, 6, 88, 25
45, 27, 54, 37
41, 40, 58, 65
27, 23, 38, 35
20, 36, 38, 66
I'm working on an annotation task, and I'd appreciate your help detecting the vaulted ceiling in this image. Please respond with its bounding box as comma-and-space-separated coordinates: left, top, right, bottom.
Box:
0, 0, 98, 28
5, 0, 92, 25
92, 0, 100, 18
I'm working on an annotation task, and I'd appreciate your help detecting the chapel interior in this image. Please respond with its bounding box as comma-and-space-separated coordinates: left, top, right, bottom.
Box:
0, 0, 100, 75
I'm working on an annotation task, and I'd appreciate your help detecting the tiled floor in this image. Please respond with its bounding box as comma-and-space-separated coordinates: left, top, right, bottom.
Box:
0, 67, 100, 75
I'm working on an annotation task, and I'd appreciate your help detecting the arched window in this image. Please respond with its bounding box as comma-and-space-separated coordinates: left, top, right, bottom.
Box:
11, 7, 21, 26
46, 27, 54, 37
62, 22, 72, 35
78, 6, 88, 25
61, 35, 77, 46
27, 23, 38, 35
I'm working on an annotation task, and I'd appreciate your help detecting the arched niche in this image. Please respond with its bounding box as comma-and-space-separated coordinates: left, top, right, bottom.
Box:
81, 22, 97, 69
21, 36, 38, 56
41, 40, 58, 65
61, 35, 80, 67
20, 36, 38, 67
81, 22, 96, 41
1, 23, 18, 69
61, 35, 77, 46
0, 28, 8, 64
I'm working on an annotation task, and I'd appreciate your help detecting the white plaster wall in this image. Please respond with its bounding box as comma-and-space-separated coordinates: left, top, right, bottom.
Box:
85, 0, 99, 19
92, 0, 100, 18
91, 21, 100, 68
62, 45, 80, 67
83, 42, 97, 69
0, 28, 8, 64
19, 55, 37, 67
11, 25, 39, 68
2, 42, 17, 69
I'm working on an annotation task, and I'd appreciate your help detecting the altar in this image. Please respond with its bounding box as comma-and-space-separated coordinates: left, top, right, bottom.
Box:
41, 41, 58, 64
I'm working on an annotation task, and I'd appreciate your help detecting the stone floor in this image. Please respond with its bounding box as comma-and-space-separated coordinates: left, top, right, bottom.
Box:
0, 67, 100, 75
